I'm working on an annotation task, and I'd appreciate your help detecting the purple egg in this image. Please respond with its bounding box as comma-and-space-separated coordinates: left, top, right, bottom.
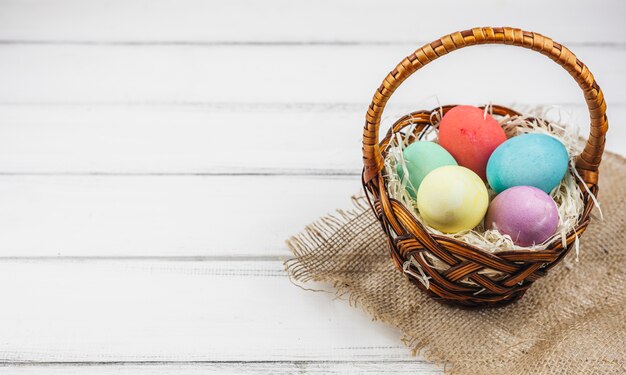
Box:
484, 186, 559, 247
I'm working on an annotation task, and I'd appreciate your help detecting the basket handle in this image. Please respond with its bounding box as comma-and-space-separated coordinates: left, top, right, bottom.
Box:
362, 27, 608, 186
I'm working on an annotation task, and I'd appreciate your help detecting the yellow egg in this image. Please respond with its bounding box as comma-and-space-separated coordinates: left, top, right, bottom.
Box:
416, 166, 489, 233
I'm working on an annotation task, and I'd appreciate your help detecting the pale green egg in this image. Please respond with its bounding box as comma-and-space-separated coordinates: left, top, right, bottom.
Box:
397, 141, 457, 198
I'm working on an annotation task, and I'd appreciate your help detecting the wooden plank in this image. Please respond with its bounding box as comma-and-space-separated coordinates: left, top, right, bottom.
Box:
0, 104, 364, 175
4, 362, 441, 374
0, 45, 623, 106
0, 175, 359, 257
0, 259, 435, 367
0, 104, 624, 175
0, 0, 623, 44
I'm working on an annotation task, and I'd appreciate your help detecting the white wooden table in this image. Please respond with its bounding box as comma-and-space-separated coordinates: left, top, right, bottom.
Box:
0, 1, 624, 373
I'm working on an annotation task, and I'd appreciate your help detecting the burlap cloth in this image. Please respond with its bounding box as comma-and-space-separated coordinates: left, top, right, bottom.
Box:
286, 151, 625, 374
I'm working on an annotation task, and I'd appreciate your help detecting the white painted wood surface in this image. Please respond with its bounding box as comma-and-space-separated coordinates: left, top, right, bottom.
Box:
1, 0, 623, 44
0, 45, 623, 105
0, 260, 414, 362
5, 362, 440, 375
0, 175, 357, 257
0, 1, 624, 374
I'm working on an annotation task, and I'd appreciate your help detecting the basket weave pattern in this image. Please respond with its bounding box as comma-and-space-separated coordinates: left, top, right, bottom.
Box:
361, 27, 608, 307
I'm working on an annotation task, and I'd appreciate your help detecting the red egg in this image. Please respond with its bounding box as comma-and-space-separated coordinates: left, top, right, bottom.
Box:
438, 105, 507, 180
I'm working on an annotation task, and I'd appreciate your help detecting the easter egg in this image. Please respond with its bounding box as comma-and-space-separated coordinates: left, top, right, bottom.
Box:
486, 133, 569, 194
484, 186, 559, 246
416, 165, 489, 233
397, 141, 457, 197
438, 105, 507, 180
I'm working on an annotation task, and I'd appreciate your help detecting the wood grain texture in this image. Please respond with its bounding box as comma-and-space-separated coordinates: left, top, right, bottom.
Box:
0, 0, 623, 44
0, 175, 360, 257
0, 45, 623, 105
4, 362, 440, 375
0, 259, 431, 365
1, 104, 623, 175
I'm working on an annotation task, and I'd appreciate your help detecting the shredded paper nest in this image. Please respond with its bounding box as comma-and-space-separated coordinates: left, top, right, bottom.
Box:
383, 106, 590, 257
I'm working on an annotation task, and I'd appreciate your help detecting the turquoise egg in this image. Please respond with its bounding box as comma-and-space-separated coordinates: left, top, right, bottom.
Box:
486, 133, 569, 194
397, 141, 457, 198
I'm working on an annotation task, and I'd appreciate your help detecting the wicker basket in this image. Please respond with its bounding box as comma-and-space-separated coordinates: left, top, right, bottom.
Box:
362, 27, 608, 307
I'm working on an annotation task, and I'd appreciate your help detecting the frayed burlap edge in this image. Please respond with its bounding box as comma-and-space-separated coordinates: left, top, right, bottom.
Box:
285, 195, 456, 371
